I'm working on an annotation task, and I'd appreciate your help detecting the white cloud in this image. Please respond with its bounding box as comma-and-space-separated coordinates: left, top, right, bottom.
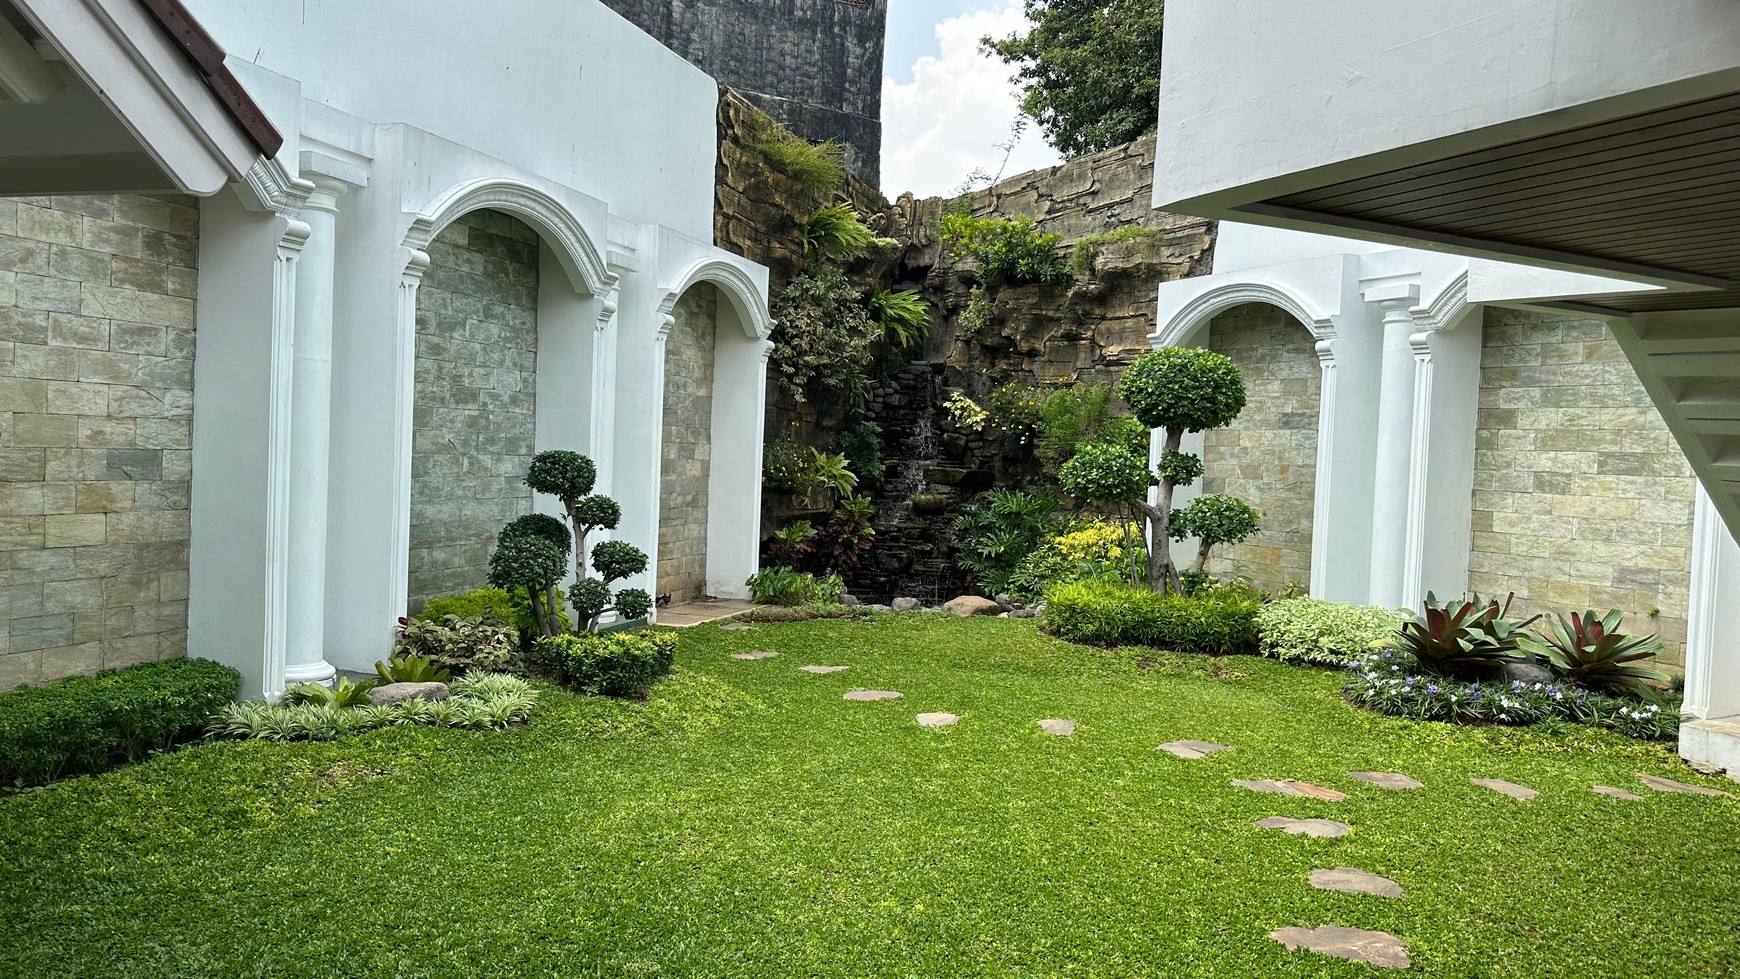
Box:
880, 3, 1064, 199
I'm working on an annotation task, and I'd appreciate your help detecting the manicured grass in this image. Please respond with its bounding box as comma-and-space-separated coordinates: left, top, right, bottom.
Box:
2, 615, 1736, 978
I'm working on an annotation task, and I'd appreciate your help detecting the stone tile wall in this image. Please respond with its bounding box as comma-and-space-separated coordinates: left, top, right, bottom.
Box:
658, 285, 717, 602
0, 194, 198, 691
1201, 303, 1321, 594
407, 210, 540, 612
1470, 307, 1695, 667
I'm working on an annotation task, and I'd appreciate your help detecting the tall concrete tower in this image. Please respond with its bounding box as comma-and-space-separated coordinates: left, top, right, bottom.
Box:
599, 0, 888, 184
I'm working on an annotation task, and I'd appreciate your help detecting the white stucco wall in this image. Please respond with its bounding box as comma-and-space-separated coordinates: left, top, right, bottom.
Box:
180, 0, 719, 241
1155, 0, 1740, 212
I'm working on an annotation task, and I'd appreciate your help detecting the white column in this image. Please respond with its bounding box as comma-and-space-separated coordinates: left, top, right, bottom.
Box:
1685, 482, 1740, 721
591, 285, 620, 495
1308, 337, 1338, 597
1365, 284, 1421, 609
283, 178, 347, 685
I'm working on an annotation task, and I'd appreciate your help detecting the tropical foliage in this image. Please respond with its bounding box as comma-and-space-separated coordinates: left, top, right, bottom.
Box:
939, 213, 1070, 284
1518, 609, 1671, 697
953, 490, 1071, 596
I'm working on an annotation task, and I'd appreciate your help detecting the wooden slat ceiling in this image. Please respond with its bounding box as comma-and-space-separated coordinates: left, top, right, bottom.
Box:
1265, 92, 1740, 314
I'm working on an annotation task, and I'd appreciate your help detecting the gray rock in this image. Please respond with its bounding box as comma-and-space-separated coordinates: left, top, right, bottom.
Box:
369, 682, 449, 706
1156, 740, 1229, 760
1234, 779, 1347, 801
916, 712, 959, 728
943, 595, 1002, 617
800, 665, 849, 674
1309, 867, 1404, 899
1593, 785, 1643, 801
993, 593, 1016, 607
1254, 817, 1351, 838
844, 690, 902, 702
1269, 925, 1410, 969
841, 594, 862, 606
1010, 607, 1041, 619
891, 597, 922, 612
866, 604, 892, 613
1637, 773, 1734, 797
1037, 718, 1076, 736
1499, 659, 1555, 685
1350, 771, 1424, 790
731, 651, 779, 661
1471, 777, 1538, 801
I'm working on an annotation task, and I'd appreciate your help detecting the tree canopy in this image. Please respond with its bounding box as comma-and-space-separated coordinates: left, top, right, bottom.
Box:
983, 0, 1165, 158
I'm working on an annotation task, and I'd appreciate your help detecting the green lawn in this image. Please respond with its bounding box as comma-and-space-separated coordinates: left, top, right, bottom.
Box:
2, 615, 1736, 978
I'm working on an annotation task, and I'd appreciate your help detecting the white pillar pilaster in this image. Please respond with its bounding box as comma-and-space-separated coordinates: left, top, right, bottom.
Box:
283, 178, 348, 685
1685, 483, 1740, 721
1365, 283, 1421, 610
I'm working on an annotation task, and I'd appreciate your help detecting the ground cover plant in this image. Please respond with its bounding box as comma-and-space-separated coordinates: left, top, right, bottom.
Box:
1256, 598, 1403, 666
2, 615, 1734, 978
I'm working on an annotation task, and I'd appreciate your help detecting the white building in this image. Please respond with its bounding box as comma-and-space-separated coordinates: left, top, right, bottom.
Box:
1152, 0, 1740, 774
0, 0, 772, 698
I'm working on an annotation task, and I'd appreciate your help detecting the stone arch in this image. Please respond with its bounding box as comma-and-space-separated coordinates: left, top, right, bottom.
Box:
404, 178, 613, 298
1158, 280, 1334, 349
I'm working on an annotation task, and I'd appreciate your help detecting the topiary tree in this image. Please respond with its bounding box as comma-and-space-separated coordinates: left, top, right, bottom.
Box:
1171, 494, 1262, 576
499, 450, 653, 634
487, 530, 567, 637
1059, 347, 1247, 593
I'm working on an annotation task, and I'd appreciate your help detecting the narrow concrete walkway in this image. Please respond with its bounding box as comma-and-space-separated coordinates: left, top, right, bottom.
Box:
655, 599, 754, 628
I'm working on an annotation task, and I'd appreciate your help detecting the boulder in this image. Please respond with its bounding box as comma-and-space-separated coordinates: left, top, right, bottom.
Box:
1010, 607, 1041, 619
841, 594, 862, 606
1498, 659, 1555, 685
891, 597, 922, 612
370, 681, 449, 706
993, 593, 1016, 608
943, 595, 1002, 617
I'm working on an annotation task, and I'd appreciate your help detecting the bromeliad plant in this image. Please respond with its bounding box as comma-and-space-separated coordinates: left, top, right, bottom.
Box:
1389, 592, 1542, 680
1519, 608, 1671, 697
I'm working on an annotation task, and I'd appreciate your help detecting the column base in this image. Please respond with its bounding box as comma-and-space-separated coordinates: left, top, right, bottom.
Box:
1680, 716, 1740, 782
283, 659, 338, 686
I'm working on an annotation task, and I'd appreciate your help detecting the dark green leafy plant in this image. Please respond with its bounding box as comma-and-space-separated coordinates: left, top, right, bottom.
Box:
770, 266, 882, 405
284, 676, 379, 708
803, 203, 886, 265
1518, 609, 1670, 697
0, 658, 240, 788
825, 495, 877, 571
867, 289, 930, 350
746, 567, 846, 606
487, 532, 567, 636
953, 490, 1070, 595
1042, 580, 1260, 653
837, 421, 887, 486
419, 587, 569, 641
529, 631, 678, 698
374, 653, 453, 685
940, 213, 1070, 284
1170, 494, 1262, 574
1037, 382, 1146, 474
1389, 592, 1543, 680
506, 449, 652, 634
766, 520, 817, 568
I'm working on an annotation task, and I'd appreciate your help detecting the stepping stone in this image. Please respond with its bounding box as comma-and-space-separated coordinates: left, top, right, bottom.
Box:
1637, 773, 1734, 798
1254, 817, 1351, 838
800, 665, 849, 674
1350, 771, 1424, 790
916, 712, 959, 728
1234, 779, 1347, 801
1269, 925, 1410, 970
719, 624, 754, 631
1593, 785, 1644, 801
731, 651, 778, 661
1037, 719, 1076, 736
1471, 778, 1538, 801
1309, 867, 1404, 899
844, 690, 902, 702
1157, 740, 1229, 759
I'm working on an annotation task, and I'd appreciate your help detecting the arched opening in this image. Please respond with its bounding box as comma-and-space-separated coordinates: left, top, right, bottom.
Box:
657, 283, 719, 603
1184, 301, 1324, 595
406, 209, 543, 612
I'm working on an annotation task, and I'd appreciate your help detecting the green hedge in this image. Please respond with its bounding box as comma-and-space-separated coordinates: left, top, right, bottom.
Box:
1255, 598, 1402, 666
530, 630, 678, 698
0, 658, 240, 787
1042, 581, 1259, 653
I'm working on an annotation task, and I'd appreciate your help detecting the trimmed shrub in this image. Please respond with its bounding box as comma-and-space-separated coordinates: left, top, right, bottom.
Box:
1042, 580, 1259, 653
394, 615, 522, 675
530, 630, 678, 698
0, 658, 240, 787
746, 567, 846, 606
1256, 599, 1402, 666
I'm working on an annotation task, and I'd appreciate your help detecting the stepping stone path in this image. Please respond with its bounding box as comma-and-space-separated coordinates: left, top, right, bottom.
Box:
1309, 867, 1404, 899
1156, 740, 1229, 760
1234, 779, 1347, 801
843, 690, 902, 702
800, 665, 849, 674
916, 712, 959, 728
1037, 719, 1077, 736
1270, 925, 1410, 970
1350, 771, 1424, 790
731, 651, 778, 661
1471, 778, 1538, 801
1638, 773, 1734, 798
719, 624, 754, 631
1593, 785, 1644, 801
1254, 817, 1351, 838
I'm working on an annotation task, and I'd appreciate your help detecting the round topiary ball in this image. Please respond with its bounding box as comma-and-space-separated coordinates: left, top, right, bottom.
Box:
591, 539, 649, 583
525, 450, 597, 503
501, 512, 572, 556
1120, 347, 1246, 433
569, 577, 612, 620
613, 588, 653, 622
1173, 493, 1262, 546
1059, 441, 1152, 505
571, 495, 622, 531
487, 533, 566, 591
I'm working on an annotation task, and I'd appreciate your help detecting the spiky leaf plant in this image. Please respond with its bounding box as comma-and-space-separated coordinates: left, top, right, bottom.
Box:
1518, 608, 1670, 697
1389, 592, 1542, 680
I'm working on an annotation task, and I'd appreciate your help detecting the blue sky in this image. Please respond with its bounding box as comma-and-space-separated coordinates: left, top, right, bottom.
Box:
880, 1, 1063, 197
